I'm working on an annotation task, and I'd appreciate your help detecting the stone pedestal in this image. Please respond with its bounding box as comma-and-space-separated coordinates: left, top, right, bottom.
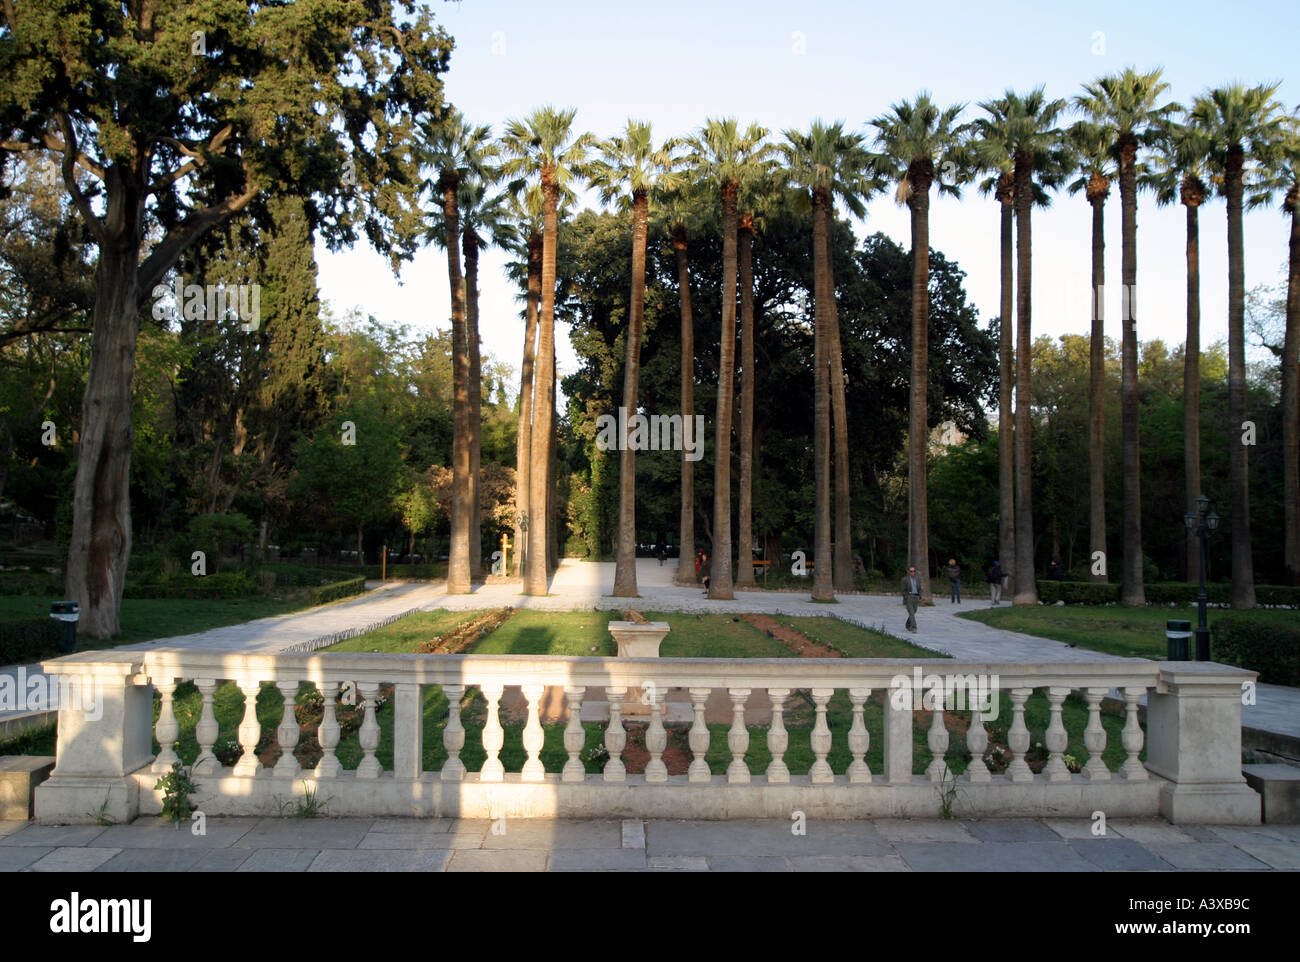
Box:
608, 622, 670, 716
0, 756, 55, 819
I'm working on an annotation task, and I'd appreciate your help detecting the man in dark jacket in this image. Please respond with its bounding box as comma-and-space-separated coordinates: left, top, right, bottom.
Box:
900, 565, 921, 632
987, 560, 1004, 605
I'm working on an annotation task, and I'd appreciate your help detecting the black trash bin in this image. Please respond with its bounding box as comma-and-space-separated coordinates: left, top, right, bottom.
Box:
1165, 619, 1191, 661
50, 601, 79, 654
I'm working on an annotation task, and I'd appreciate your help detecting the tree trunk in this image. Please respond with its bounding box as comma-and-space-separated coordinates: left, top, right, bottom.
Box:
1282, 189, 1300, 585
513, 231, 541, 577
442, 171, 471, 594
613, 191, 649, 596
1183, 193, 1203, 582
811, 188, 835, 602
1225, 146, 1256, 608
1118, 138, 1145, 606
828, 249, 853, 593
907, 166, 932, 603
548, 339, 559, 573
1013, 152, 1037, 604
709, 180, 738, 600
674, 229, 697, 586
1088, 183, 1109, 584
735, 216, 756, 588
997, 179, 1015, 586
524, 173, 558, 596
464, 228, 483, 580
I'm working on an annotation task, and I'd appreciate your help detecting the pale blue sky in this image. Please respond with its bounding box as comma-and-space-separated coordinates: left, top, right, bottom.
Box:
317, 0, 1299, 399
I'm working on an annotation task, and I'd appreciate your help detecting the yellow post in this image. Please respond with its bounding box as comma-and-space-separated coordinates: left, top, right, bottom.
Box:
500, 532, 511, 575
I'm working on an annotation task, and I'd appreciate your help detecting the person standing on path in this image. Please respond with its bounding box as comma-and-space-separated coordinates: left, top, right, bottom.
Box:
946, 558, 962, 604
701, 552, 711, 596
901, 565, 921, 632
986, 559, 1003, 605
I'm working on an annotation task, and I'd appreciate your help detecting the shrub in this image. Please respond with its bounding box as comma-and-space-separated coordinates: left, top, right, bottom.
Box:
1254, 585, 1300, 609
1143, 582, 1232, 606
362, 563, 446, 580
1036, 581, 1120, 605
309, 577, 367, 606
0, 618, 63, 663
1211, 617, 1300, 686
184, 512, 256, 573
124, 571, 257, 600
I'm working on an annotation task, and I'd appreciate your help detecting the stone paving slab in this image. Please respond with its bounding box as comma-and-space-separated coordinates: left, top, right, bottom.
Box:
645, 818, 889, 857
788, 854, 911, 872
191, 849, 255, 872
547, 849, 648, 872
93, 819, 254, 848
0, 824, 106, 847
966, 819, 1062, 842
307, 849, 452, 872
28, 846, 121, 872
235, 848, 321, 872
705, 855, 793, 872
1145, 843, 1273, 870
896, 841, 1100, 872
872, 819, 979, 843
95, 847, 209, 872
0, 845, 51, 871
478, 818, 621, 849
444, 848, 547, 872
1107, 820, 1199, 844
230, 818, 371, 849
1067, 838, 1173, 871
1230, 843, 1300, 869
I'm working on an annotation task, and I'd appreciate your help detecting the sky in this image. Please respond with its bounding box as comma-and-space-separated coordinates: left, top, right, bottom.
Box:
315, 0, 1300, 402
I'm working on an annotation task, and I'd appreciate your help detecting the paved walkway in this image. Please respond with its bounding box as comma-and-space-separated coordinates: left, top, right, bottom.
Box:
2, 815, 1297, 872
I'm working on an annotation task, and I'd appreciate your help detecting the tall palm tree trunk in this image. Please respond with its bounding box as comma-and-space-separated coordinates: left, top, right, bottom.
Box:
1225, 146, 1256, 608
1119, 138, 1145, 606
736, 217, 756, 588
828, 253, 853, 592
549, 339, 559, 573
513, 232, 541, 577
524, 174, 558, 596
1182, 188, 1203, 582
907, 167, 933, 603
811, 188, 834, 601
1012, 153, 1037, 604
997, 179, 1015, 585
464, 229, 483, 580
674, 229, 697, 586
1088, 179, 1108, 584
613, 191, 650, 596
1284, 187, 1300, 586
709, 181, 738, 600
442, 171, 471, 594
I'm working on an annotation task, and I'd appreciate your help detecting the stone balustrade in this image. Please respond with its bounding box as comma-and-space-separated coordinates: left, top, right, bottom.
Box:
34, 649, 1261, 824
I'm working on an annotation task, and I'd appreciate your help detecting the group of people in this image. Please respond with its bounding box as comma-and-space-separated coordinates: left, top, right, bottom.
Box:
900, 558, 1011, 632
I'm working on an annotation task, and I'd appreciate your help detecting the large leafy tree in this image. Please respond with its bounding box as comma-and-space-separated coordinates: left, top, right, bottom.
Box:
686, 118, 772, 600
0, 0, 452, 637
869, 94, 967, 602
1191, 83, 1285, 608
587, 120, 680, 597
1076, 68, 1177, 607
500, 106, 593, 595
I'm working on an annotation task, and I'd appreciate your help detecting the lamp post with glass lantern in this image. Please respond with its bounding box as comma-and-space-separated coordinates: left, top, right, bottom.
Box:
1183, 494, 1220, 661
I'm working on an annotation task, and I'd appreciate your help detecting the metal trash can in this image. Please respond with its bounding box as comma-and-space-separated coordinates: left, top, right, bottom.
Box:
50, 601, 79, 654
1166, 619, 1191, 661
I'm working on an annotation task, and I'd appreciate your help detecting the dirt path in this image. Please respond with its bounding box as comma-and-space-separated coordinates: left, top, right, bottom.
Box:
740, 613, 840, 657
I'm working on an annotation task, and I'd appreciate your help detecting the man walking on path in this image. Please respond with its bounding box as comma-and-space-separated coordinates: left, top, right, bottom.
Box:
987, 560, 1003, 605
901, 565, 921, 632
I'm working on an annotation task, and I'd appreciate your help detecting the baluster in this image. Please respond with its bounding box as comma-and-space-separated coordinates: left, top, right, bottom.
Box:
645, 686, 668, 783
925, 685, 950, 782
687, 687, 711, 783
521, 684, 546, 781
480, 683, 505, 782
965, 687, 991, 783
441, 684, 466, 780
1043, 687, 1070, 781
882, 684, 912, 783
603, 687, 627, 782
809, 688, 834, 784
356, 682, 382, 778
1006, 687, 1033, 783
152, 677, 180, 773
233, 680, 263, 777
392, 682, 421, 779
562, 686, 586, 782
765, 688, 790, 784
1083, 687, 1110, 781
847, 688, 871, 783
273, 680, 301, 778
1121, 686, 1147, 780
315, 682, 342, 778
192, 678, 219, 775
726, 688, 751, 784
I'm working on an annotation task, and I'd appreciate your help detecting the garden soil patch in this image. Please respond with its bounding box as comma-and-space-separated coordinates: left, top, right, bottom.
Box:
740, 613, 840, 658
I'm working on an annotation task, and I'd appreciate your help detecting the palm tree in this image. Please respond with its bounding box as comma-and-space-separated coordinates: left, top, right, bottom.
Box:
416, 109, 494, 594
1145, 118, 1214, 581
686, 118, 773, 601
587, 121, 681, 597
1065, 119, 1117, 585
1278, 110, 1300, 586
500, 106, 593, 596
505, 190, 542, 577
783, 121, 877, 598
869, 94, 967, 603
1191, 83, 1285, 608
1076, 68, 1177, 606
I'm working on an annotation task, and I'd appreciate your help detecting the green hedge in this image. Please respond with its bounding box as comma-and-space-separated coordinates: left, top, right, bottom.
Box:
362, 563, 445, 580
1036, 581, 1120, 604
258, 563, 358, 587
309, 577, 367, 606
123, 571, 258, 600
1211, 616, 1300, 686
0, 618, 63, 664
1033, 580, 1299, 609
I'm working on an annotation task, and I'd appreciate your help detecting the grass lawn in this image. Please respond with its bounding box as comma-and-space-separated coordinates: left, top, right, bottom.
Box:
769, 615, 945, 658
958, 604, 1296, 659
322, 609, 480, 654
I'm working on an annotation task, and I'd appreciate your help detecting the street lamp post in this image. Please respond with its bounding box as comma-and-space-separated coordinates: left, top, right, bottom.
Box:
1183, 494, 1220, 661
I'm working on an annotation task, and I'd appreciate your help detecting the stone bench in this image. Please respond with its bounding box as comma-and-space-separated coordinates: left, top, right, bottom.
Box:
0, 755, 56, 820
1242, 764, 1300, 823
